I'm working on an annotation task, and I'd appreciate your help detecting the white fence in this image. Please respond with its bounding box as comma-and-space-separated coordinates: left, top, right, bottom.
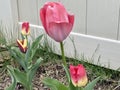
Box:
10, 0, 120, 70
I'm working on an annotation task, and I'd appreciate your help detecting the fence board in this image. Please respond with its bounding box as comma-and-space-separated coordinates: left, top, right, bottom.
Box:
60, 0, 86, 34
10, 0, 19, 23
0, 0, 13, 23
17, 0, 38, 25
118, 3, 120, 40
87, 0, 119, 39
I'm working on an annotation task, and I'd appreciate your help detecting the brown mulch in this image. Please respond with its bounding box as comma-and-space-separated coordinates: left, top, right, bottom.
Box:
0, 62, 67, 90
0, 61, 120, 90
0, 50, 120, 90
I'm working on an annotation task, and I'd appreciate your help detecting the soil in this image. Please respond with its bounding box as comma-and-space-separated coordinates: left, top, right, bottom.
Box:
0, 61, 120, 90
0, 50, 120, 90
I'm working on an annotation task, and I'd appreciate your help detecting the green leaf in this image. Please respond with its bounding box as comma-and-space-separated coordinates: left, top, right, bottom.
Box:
31, 35, 43, 49
6, 66, 31, 90
42, 77, 68, 90
31, 35, 43, 56
84, 77, 100, 90
10, 47, 25, 60
28, 57, 43, 82
69, 80, 78, 90
24, 43, 32, 67
10, 47, 27, 71
62, 64, 70, 83
25, 35, 43, 63
5, 66, 17, 90
13, 68, 28, 88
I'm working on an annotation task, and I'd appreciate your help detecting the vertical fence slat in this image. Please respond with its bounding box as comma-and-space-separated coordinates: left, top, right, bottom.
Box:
118, 0, 120, 40
10, 0, 19, 23
60, 0, 86, 34
17, 0, 38, 25
87, 0, 119, 40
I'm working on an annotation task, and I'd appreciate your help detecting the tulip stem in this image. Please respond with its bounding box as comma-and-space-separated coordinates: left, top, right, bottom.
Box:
60, 42, 67, 67
79, 87, 84, 90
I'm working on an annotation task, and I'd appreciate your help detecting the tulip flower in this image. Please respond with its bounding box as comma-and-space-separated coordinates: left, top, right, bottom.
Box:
40, 2, 74, 42
70, 64, 88, 87
21, 22, 30, 35
17, 39, 27, 53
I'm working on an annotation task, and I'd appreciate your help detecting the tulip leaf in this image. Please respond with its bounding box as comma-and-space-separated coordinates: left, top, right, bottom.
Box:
42, 77, 68, 90
84, 77, 100, 90
31, 35, 43, 56
69, 80, 78, 90
62, 64, 70, 83
25, 35, 43, 62
25, 43, 32, 65
31, 34, 43, 50
10, 47, 25, 59
28, 57, 43, 82
5, 66, 17, 90
13, 68, 28, 88
10, 47, 27, 71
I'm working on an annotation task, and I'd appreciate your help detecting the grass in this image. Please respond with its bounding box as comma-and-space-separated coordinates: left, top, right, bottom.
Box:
0, 23, 6, 45
0, 22, 19, 46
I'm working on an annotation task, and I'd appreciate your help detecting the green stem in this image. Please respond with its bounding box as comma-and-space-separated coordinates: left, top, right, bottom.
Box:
25, 83, 32, 90
79, 87, 84, 90
60, 42, 67, 67
26, 87, 32, 90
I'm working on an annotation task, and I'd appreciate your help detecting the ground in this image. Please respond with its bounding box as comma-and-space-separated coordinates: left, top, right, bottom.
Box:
0, 50, 120, 90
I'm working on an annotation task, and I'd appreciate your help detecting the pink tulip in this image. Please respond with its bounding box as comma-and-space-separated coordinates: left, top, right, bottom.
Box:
40, 2, 74, 42
70, 64, 88, 87
21, 22, 30, 35
17, 39, 27, 53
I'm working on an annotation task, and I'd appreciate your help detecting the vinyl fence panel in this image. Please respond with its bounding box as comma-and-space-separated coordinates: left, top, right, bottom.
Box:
17, 0, 39, 25
10, 0, 120, 70
87, 0, 119, 39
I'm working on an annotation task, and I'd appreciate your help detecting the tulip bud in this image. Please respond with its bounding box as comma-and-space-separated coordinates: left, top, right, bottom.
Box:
21, 22, 30, 36
17, 39, 27, 53
70, 64, 88, 87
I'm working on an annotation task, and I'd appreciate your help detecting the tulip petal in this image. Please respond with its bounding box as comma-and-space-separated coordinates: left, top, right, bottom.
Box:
68, 14, 74, 28
45, 2, 69, 24
17, 39, 27, 53
48, 22, 73, 42
40, 7, 47, 32
78, 76, 88, 87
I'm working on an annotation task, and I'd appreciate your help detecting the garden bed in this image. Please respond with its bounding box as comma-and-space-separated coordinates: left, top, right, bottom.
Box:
0, 49, 120, 90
